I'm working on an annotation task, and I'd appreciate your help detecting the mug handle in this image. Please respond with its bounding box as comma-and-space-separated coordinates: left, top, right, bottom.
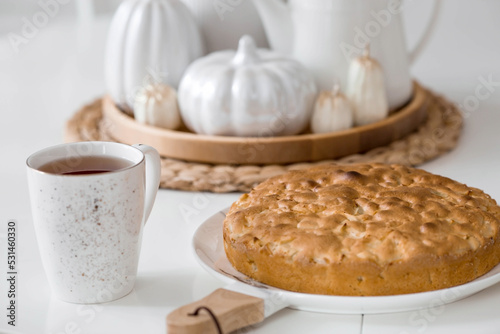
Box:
407, 0, 442, 64
133, 144, 161, 224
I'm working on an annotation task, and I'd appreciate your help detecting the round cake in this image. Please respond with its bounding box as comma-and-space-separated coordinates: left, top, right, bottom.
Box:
223, 163, 500, 296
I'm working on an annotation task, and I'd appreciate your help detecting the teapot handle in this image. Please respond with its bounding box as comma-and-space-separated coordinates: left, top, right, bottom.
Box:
408, 0, 442, 64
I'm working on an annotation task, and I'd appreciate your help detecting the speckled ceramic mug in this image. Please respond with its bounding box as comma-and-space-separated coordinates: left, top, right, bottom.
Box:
27, 141, 161, 304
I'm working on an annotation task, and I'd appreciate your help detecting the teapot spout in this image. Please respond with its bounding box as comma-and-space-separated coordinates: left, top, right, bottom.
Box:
252, 0, 292, 54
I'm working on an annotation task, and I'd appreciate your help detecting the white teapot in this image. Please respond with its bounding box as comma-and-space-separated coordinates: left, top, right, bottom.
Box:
180, 0, 269, 53
252, 0, 441, 109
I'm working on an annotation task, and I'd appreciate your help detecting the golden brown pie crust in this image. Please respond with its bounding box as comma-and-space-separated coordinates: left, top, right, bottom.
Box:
223, 163, 500, 296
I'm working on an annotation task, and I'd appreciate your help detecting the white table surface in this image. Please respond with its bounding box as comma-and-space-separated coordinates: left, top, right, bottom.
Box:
1, 1, 500, 333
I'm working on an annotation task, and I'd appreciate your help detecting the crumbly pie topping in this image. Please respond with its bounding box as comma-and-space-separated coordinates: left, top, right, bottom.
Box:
225, 164, 500, 267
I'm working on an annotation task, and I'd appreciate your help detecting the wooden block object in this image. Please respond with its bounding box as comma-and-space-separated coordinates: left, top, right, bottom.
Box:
166, 289, 264, 334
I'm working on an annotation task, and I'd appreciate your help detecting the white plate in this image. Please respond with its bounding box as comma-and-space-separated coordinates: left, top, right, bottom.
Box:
192, 208, 500, 315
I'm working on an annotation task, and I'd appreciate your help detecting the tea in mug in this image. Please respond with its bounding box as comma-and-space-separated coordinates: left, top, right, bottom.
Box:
38, 156, 132, 175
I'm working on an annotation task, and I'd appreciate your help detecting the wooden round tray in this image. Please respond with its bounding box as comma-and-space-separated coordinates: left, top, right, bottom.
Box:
102, 81, 428, 165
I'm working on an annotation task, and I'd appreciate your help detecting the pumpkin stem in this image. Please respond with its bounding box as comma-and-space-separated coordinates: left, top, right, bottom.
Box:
363, 43, 371, 58
332, 84, 341, 96
331, 78, 342, 96
232, 35, 260, 66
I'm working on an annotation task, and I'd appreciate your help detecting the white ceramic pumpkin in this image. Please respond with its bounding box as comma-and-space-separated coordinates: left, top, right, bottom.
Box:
134, 83, 181, 130
178, 35, 317, 137
105, 0, 205, 113
346, 46, 389, 126
311, 84, 353, 134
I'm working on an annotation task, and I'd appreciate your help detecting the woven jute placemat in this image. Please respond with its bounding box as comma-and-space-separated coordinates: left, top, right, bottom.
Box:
65, 89, 463, 193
